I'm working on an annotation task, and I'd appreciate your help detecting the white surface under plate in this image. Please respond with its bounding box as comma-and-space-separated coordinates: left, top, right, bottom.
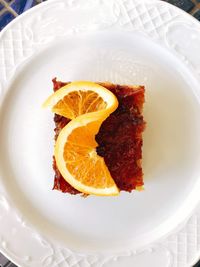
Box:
0, 0, 200, 266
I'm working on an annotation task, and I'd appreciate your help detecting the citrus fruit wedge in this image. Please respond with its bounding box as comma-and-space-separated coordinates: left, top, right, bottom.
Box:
43, 81, 119, 196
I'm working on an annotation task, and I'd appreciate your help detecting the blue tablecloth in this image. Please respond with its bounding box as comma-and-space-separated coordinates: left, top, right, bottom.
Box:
0, 0, 200, 266
0, 0, 45, 30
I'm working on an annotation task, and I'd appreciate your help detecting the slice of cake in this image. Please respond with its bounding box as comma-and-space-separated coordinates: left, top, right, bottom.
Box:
51, 79, 145, 195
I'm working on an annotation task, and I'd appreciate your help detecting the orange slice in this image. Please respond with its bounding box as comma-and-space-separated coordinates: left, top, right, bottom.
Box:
43, 81, 115, 119
43, 81, 119, 196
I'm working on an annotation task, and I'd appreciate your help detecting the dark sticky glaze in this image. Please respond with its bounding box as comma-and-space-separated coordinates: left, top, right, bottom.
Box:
52, 78, 145, 194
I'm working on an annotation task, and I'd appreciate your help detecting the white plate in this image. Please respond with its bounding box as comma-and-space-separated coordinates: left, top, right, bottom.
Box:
1, 0, 200, 266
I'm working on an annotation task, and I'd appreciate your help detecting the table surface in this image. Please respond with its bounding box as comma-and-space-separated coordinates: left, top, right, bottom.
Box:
0, 0, 200, 266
